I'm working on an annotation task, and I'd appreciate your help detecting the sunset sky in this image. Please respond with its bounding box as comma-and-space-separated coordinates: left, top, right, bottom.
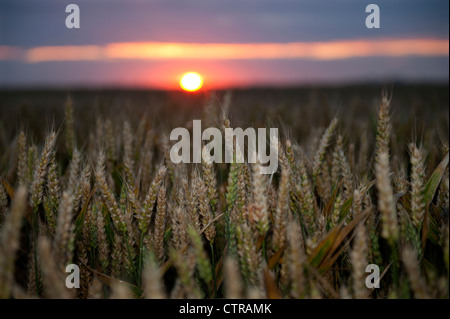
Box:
0, 0, 448, 89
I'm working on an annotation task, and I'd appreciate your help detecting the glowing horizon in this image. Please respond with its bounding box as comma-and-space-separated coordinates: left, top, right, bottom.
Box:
1, 37, 448, 89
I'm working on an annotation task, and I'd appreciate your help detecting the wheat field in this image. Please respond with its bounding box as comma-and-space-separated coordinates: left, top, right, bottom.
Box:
0, 86, 448, 299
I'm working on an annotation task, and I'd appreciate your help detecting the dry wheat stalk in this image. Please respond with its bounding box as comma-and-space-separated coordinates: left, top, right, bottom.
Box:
236, 221, 261, 286
95, 151, 126, 233
312, 118, 338, 182
202, 146, 218, 212
351, 222, 369, 299
96, 208, 109, 272
30, 131, 56, 210
272, 151, 290, 252
45, 150, 59, 233
196, 177, 216, 243
336, 135, 353, 200
66, 148, 81, 192
375, 152, 399, 245
286, 222, 306, 298
153, 184, 167, 262
408, 143, 426, 229
171, 205, 188, 251
375, 92, 392, 160
0, 186, 27, 298
53, 191, 75, 269
249, 161, 269, 235
139, 165, 167, 233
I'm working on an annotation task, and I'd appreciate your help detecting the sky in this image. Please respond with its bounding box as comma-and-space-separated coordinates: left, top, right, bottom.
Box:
0, 0, 448, 89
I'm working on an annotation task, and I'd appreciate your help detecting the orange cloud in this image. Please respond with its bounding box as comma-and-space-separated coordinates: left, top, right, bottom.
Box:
26, 45, 103, 62
12, 38, 447, 63
105, 39, 449, 61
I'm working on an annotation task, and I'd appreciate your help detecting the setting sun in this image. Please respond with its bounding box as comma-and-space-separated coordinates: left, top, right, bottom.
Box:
180, 72, 203, 91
